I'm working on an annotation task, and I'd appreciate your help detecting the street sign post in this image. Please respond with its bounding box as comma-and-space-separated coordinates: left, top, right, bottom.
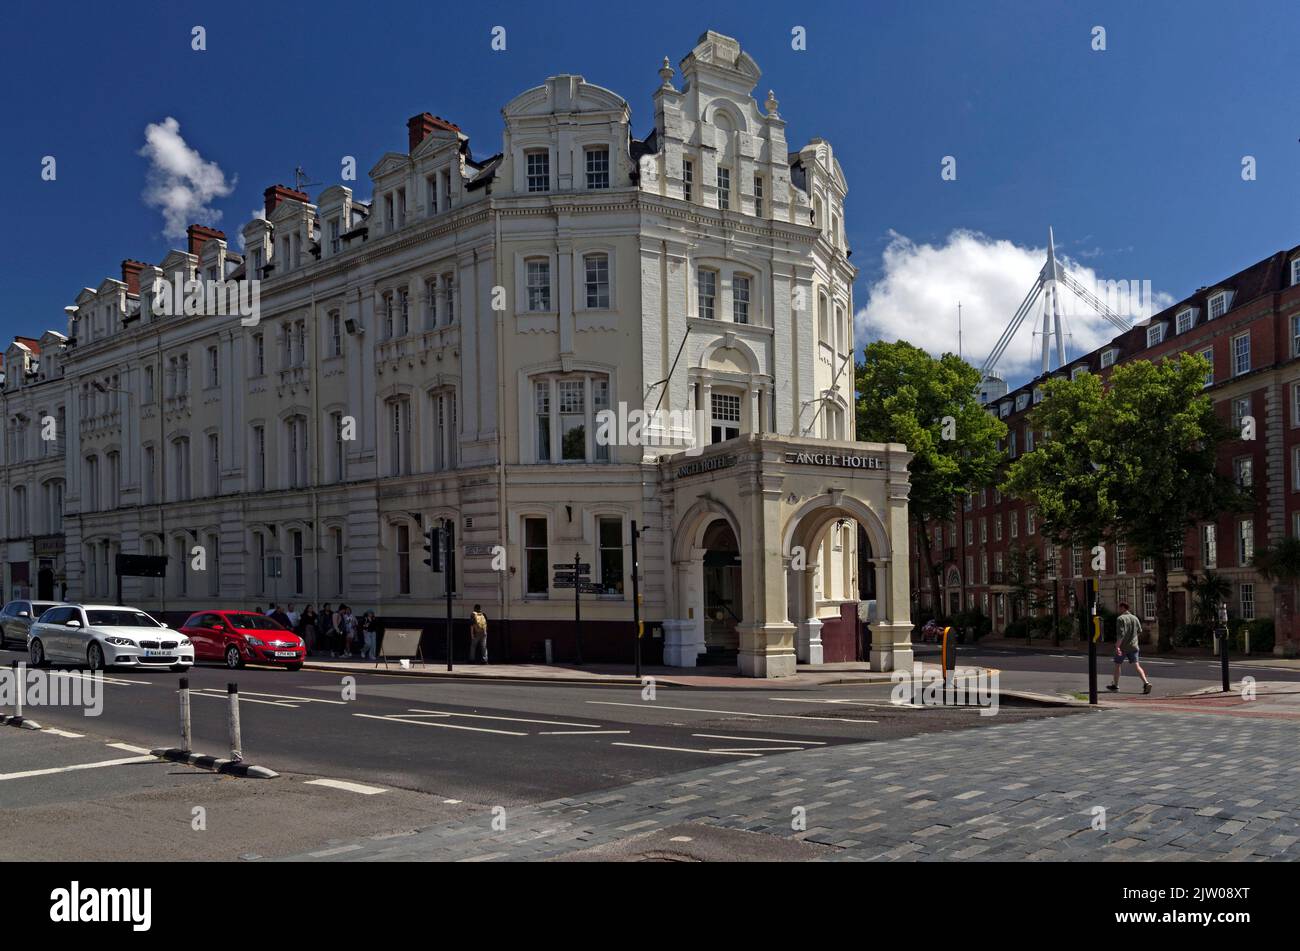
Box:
1087, 578, 1099, 705
552, 556, 592, 665
631, 520, 642, 678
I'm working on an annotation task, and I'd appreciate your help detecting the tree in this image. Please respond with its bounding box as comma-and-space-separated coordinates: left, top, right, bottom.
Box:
1005, 544, 1049, 637
1252, 538, 1300, 649
856, 341, 1006, 621
1185, 570, 1232, 626
1004, 353, 1247, 652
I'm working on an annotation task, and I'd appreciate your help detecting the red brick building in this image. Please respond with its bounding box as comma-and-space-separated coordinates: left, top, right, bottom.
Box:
911, 244, 1300, 653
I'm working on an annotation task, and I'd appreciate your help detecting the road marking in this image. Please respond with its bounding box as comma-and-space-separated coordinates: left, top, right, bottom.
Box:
587, 701, 875, 724
49, 670, 151, 686
108, 742, 152, 754
227, 690, 346, 705
41, 728, 84, 738
537, 729, 631, 735
691, 733, 827, 745
443, 799, 462, 804
305, 778, 388, 795
353, 713, 526, 736
308, 844, 364, 858
191, 690, 298, 708
611, 742, 761, 757
708, 746, 806, 753
0, 755, 155, 782
405, 709, 604, 728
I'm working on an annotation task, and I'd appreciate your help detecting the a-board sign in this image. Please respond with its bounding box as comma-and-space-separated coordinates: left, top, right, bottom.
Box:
377, 628, 425, 668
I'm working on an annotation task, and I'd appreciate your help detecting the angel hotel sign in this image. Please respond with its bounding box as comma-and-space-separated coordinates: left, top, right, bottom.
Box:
784, 450, 884, 470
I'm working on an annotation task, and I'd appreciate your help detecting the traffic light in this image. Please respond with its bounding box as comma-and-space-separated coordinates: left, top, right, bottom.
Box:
423, 526, 441, 571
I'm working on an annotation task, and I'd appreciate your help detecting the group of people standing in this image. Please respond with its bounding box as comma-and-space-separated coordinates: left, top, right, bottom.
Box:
256, 602, 385, 659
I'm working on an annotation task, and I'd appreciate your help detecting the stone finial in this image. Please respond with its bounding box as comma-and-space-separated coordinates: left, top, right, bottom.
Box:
659, 56, 675, 88
765, 89, 780, 117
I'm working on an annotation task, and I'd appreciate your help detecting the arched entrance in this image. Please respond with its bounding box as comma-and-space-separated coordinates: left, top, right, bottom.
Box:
784, 492, 905, 670
701, 520, 742, 659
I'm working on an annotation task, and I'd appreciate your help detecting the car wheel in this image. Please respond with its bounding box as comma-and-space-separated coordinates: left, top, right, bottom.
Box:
29, 638, 47, 668
286, 663, 302, 671
87, 642, 106, 671
224, 645, 244, 669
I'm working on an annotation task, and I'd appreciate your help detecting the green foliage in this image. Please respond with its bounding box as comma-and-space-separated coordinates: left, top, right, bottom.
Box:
1252, 537, 1300, 585
1185, 571, 1232, 625
1003, 353, 1250, 651
948, 609, 991, 642
855, 341, 1006, 525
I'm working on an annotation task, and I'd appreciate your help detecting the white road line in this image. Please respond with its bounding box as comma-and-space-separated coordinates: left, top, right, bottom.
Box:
305, 778, 388, 795
191, 691, 298, 708
0, 755, 155, 782
108, 743, 152, 754
587, 700, 876, 724
443, 799, 462, 804
405, 709, 604, 728
227, 690, 347, 705
537, 729, 632, 735
41, 728, 85, 738
352, 713, 526, 736
611, 742, 761, 757
308, 844, 364, 858
49, 670, 150, 686
691, 733, 827, 745
708, 746, 807, 753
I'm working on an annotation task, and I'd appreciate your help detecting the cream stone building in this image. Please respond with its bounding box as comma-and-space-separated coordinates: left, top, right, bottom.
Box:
1, 31, 913, 677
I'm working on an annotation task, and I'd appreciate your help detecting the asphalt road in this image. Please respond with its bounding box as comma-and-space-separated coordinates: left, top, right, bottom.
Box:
0, 643, 1083, 860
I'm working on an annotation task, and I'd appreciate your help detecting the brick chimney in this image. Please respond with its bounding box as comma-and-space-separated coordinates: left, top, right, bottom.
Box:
263, 184, 312, 219
120, 259, 146, 296
407, 112, 461, 152
186, 224, 225, 258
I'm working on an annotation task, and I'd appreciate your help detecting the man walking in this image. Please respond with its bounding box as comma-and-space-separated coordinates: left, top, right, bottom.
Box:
1108, 602, 1152, 694
469, 605, 489, 664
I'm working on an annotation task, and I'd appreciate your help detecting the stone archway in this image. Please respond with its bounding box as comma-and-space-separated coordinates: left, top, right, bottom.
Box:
665, 496, 745, 667
783, 492, 910, 671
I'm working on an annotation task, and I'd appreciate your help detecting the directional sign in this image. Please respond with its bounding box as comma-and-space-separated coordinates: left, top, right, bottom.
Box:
554, 563, 590, 572
553, 580, 576, 589
579, 583, 603, 594
553, 572, 579, 581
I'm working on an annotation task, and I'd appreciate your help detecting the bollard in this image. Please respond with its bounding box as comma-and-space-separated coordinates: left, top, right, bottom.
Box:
227, 682, 242, 762
178, 677, 192, 753
1217, 628, 1230, 693
544, 639, 553, 665
12, 660, 22, 719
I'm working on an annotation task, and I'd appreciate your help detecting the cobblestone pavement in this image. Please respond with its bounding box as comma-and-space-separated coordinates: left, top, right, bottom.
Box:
283, 710, 1300, 862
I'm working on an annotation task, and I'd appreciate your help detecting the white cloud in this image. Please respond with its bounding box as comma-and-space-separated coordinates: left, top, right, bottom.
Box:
139, 117, 236, 241
855, 229, 1174, 383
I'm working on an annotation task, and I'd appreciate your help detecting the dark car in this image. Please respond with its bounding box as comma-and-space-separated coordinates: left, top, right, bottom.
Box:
0, 599, 65, 650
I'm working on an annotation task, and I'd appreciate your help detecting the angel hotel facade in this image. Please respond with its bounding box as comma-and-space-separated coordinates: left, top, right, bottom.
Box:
0, 32, 914, 677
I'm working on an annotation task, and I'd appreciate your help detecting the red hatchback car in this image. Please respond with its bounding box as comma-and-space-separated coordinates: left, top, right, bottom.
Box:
180, 611, 306, 670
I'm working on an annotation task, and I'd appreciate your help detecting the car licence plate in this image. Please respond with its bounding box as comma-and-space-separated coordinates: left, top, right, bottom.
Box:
143, 649, 169, 657
274, 651, 297, 658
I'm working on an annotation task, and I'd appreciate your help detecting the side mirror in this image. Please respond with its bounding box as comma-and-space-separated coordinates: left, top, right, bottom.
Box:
65, 619, 81, 628
18, 611, 29, 618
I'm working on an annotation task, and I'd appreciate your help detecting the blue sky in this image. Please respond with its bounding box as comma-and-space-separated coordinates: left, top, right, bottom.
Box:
1, 0, 1296, 383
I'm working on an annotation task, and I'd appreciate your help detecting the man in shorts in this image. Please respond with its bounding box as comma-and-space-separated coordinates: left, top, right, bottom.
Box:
1107, 601, 1152, 694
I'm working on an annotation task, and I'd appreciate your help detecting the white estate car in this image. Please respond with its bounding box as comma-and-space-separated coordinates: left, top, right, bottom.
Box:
28, 604, 195, 672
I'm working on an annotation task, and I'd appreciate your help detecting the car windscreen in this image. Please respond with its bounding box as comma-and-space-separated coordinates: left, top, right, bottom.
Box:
226, 614, 288, 631
85, 610, 164, 628
32, 603, 60, 615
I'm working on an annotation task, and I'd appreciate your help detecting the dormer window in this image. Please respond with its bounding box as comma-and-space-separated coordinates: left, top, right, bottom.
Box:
1100, 348, 1117, 369
1175, 308, 1195, 334
999, 402, 1011, 419
1015, 394, 1029, 411
1032, 388, 1044, 404
1146, 322, 1165, 347
1070, 365, 1088, 381
1291, 257, 1300, 287
1207, 291, 1230, 320
329, 218, 340, 254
